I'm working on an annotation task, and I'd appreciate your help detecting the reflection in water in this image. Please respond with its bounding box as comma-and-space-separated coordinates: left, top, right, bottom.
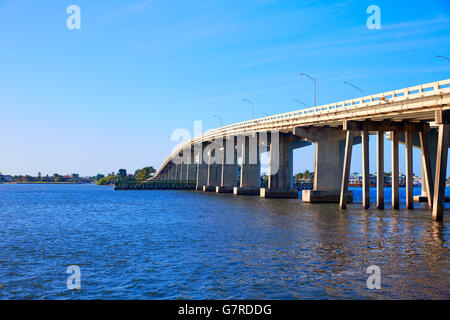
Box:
0, 184, 448, 299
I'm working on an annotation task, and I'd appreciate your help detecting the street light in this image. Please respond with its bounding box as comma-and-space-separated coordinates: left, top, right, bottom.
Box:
344, 81, 364, 98
299, 73, 316, 107
213, 114, 223, 127
437, 55, 450, 62
242, 99, 254, 119
293, 99, 310, 108
260, 112, 269, 116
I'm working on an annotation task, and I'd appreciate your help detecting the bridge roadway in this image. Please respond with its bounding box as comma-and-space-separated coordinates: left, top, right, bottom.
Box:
152, 79, 450, 221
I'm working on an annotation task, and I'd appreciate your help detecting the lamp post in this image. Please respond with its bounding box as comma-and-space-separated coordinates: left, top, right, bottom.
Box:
213, 114, 223, 127
293, 99, 310, 108
344, 81, 364, 98
437, 55, 450, 62
299, 73, 316, 107
242, 99, 254, 119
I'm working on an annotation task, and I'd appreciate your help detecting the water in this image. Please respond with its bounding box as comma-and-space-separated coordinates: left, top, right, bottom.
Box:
0, 184, 449, 300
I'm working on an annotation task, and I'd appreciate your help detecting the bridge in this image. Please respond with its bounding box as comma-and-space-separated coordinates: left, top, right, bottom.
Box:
151, 79, 450, 221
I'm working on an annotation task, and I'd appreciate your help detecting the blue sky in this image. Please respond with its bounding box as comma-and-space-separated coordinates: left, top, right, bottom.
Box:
1, 0, 449, 176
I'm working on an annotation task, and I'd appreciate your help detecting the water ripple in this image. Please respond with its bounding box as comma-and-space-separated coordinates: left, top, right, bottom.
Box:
0, 184, 448, 299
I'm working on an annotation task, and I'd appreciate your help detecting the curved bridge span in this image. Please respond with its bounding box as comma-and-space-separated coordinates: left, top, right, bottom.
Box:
152, 79, 450, 221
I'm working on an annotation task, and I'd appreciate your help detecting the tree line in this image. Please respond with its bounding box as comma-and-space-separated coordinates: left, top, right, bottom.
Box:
0, 166, 156, 184
96, 167, 156, 185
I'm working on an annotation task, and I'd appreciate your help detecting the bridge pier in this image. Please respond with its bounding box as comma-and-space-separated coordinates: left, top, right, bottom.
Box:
196, 148, 208, 191
184, 148, 197, 183
414, 130, 437, 204
260, 132, 298, 198
339, 129, 354, 209
362, 130, 370, 209
204, 140, 222, 192
377, 131, 384, 209
432, 110, 450, 221
171, 164, 177, 180
294, 127, 352, 203
179, 161, 184, 182
418, 130, 434, 208
234, 134, 260, 195
339, 120, 430, 211
405, 131, 414, 209
217, 137, 237, 193
392, 130, 400, 210
174, 163, 180, 181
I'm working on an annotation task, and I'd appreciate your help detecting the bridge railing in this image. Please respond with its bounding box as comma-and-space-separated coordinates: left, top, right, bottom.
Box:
154, 79, 450, 177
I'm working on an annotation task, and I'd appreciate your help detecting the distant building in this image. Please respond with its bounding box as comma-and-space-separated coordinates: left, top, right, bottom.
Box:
413, 175, 421, 187
0, 174, 14, 182
348, 172, 421, 187
349, 172, 361, 186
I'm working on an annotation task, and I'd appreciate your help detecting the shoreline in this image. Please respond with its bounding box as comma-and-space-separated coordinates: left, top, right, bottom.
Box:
0, 182, 89, 185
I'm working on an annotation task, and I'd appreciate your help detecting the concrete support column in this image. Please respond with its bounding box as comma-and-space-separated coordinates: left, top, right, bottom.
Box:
313, 139, 342, 191
234, 134, 261, 195
217, 137, 237, 193
296, 126, 352, 203
392, 131, 400, 210
206, 148, 221, 187
176, 163, 181, 181
340, 130, 354, 209
417, 130, 437, 203
196, 148, 208, 190
179, 161, 184, 182
172, 164, 177, 181
261, 132, 297, 198
377, 131, 384, 209
268, 133, 290, 189
240, 134, 260, 188
419, 130, 434, 208
405, 131, 414, 209
186, 149, 197, 183
432, 110, 450, 221
184, 163, 189, 181
362, 130, 370, 209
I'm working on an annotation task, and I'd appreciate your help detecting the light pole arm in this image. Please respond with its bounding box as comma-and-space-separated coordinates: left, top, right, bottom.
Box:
299, 73, 317, 107
213, 115, 223, 127
242, 99, 255, 119
344, 81, 364, 98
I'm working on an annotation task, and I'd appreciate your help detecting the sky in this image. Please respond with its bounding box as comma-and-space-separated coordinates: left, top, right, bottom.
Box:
1, 0, 450, 177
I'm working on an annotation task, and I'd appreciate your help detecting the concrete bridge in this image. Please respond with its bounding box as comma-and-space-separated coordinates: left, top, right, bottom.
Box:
152, 79, 450, 221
